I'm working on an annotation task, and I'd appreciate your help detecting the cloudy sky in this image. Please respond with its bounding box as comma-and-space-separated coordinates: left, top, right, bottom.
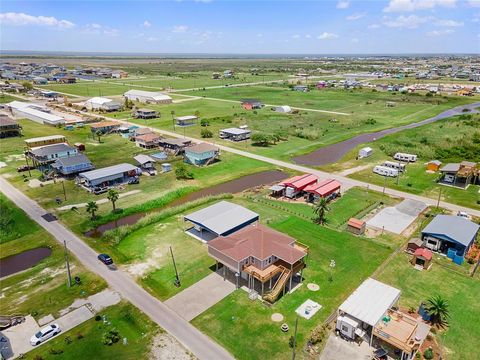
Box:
1, 0, 479, 54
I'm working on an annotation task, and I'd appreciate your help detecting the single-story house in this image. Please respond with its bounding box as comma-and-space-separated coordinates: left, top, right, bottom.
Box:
90, 121, 120, 134
274, 105, 292, 113
52, 153, 94, 176
421, 214, 479, 264
175, 115, 197, 127
426, 160, 442, 172
124, 90, 172, 104
219, 127, 251, 141
159, 138, 192, 154
85, 97, 121, 112
347, 218, 366, 235
133, 108, 158, 119
0, 115, 21, 138
411, 248, 432, 270
26, 143, 78, 167
25, 135, 66, 148
207, 223, 308, 299
439, 161, 478, 188
406, 238, 423, 254
184, 201, 259, 241
241, 99, 263, 110
184, 143, 219, 166
275, 174, 318, 199
133, 154, 156, 173
7, 101, 64, 126
303, 179, 341, 202
78, 163, 141, 190
135, 133, 161, 149
359, 147, 373, 158
337, 278, 429, 360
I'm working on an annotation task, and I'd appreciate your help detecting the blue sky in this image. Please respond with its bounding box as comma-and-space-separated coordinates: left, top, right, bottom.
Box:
1, 0, 479, 54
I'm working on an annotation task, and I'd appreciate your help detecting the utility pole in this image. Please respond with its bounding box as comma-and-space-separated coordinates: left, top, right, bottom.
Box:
62, 180, 67, 201
64, 240, 72, 287
382, 175, 387, 195
436, 187, 442, 209
25, 153, 32, 177
291, 315, 299, 360
170, 246, 181, 287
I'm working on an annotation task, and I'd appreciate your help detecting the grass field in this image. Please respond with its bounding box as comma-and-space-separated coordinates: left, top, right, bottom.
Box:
192, 214, 392, 360
342, 114, 480, 210
376, 252, 480, 360
27, 302, 159, 360
0, 194, 106, 320
0, 119, 275, 233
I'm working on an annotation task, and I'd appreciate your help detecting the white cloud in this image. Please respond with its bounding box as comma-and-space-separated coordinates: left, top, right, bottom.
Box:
256, 33, 263, 37
347, 12, 366, 20
305, 34, 312, 38
351, 38, 359, 43
0, 12, 74, 28
85, 23, 119, 37
427, 29, 455, 36
317, 32, 339, 39
172, 25, 188, 33
468, 0, 480, 7
434, 19, 463, 27
146, 36, 158, 42
368, 23, 381, 29
383, 0, 456, 12
382, 15, 430, 28
143, 20, 151, 27
336, 0, 350, 9
291, 34, 301, 39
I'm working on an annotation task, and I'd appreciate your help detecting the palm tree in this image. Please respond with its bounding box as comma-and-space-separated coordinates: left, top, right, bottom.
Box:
170, 110, 176, 130
313, 197, 329, 225
107, 189, 119, 213
426, 295, 450, 326
95, 130, 103, 143
86, 201, 98, 220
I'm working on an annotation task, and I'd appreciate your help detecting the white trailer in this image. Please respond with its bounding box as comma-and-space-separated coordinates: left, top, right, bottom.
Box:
358, 147, 373, 158
373, 165, 399, 177
383, 160, 406, 172
336, 315, 360, 340
393, 152, 417, 162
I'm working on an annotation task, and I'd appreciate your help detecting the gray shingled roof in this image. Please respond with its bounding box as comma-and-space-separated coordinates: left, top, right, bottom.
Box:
52, 153, 92, 167
79, 163, 138, 182
184, 201, 259, 236
422, 215, 479, 247
30, 143, 75, 157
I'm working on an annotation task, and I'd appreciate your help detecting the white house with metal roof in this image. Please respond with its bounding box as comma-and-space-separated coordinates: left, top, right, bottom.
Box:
78, 163, 141, 190
85, 97, 121, 111
219, 127, 251, 141
184, 201, 259, 241
7, 101, 64, 126
124, 90, 172, 104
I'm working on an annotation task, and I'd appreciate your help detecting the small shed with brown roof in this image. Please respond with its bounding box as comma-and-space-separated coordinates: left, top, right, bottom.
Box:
347, 218, 366, 235
411, 248, 432, 270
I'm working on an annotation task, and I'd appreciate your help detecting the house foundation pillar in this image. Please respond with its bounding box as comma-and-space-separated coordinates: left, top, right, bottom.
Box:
261, 281, 264, 296
223, 264, 226, 280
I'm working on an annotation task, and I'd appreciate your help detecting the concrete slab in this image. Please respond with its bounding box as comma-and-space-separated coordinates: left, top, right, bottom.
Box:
319, 334, 372, 360
164, 272, 236, 321
59, 288, 121, 315
295, 299, 322, 320
38, 314, 54, 326
0, 315, 39, 359
51, 306, 95, 331
367, 199, 427, 234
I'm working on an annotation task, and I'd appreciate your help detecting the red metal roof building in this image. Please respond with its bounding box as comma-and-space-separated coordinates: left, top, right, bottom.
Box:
304, 179, 341, 198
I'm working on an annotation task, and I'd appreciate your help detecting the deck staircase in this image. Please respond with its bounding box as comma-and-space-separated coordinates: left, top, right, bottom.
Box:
262, 266, 291, 303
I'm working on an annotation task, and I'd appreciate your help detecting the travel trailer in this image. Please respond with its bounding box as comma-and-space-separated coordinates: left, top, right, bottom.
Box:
394, 153, 417, 162
373, 165, 399, 177
383, 161, 406, 172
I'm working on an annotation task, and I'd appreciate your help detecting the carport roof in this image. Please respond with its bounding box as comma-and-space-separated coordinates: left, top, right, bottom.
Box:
339, 278, 401, 327
184, 201, 259, 236
422, 215, 479, 247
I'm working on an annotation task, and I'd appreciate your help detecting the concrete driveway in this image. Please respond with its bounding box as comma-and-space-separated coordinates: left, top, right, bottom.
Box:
319, 334, 372, 360
367, 199, 427, 234
164, 271, 236, 321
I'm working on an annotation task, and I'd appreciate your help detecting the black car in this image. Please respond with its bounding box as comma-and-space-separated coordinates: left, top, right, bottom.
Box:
373, 348, 388, 360
98, 254, 113, 266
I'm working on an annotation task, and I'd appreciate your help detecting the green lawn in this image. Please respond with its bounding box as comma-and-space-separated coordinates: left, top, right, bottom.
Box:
27, 302, 159, 360
376, 252, 480, 360
192, 212, 392, 360
0, 194, 106, 320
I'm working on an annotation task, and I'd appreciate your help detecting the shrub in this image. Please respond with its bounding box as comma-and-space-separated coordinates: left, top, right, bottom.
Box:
76, 333, 84, 339
309, 324, 328, 345
102, 329, 121, 346
251, 133, 271, 147
175, 164, 194, 180
294, 128, 319, 140
423, 347, 434, 360
200, 119, 210, 127
364, 118, 377, 125
201, 128, 213, 138
64, 336, 72, 344
289, 335, 296, 348
95, 315, 102, 321
48, 348, 64, 355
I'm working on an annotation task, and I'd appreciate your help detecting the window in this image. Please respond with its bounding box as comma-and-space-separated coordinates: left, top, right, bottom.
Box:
341, 325, 349, 332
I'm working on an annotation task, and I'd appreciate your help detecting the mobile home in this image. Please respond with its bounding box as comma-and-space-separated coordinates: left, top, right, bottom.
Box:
358, 147, 373, 159
394, 153, 417, 162
373, 165, 398, 177
383, 161, 406, 172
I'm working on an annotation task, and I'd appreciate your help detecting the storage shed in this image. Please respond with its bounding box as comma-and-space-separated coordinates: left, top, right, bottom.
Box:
347, 218, 366, 235
426, 160, 442, 172
411, 248, 432, 270
358, 147, 373, 158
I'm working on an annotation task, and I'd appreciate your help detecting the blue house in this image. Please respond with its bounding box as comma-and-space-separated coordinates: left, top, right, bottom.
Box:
421, 215, 479, 264
27, 143, 78, 169
52, 154, 94, 176
184, 143, 219, 166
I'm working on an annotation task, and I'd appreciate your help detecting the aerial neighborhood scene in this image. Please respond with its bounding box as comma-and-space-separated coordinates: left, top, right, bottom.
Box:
1, 1, 479, 360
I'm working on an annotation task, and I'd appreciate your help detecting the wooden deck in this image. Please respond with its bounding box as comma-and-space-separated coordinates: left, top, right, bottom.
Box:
243, 259, 305, 283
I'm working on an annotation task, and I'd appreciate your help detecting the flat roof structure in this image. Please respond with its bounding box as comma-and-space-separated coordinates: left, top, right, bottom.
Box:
25, 135, 65, 146
440, 163, 460, 173
90, 121, 119, 129
30, 143, 75, 157
184, 201, 259, 237
176, 115, 198, 121
339, 278, 401, 327
186, 143, 219, 154
220, 128, 251, 135
124, 90, 172, 102
79, 163, 139, 183
133, 154, 156, 165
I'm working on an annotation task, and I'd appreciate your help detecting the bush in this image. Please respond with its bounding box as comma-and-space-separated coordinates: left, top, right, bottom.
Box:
76, 333, 84, 339
102, 329, 121, 346
95, 315, 102, 321
48, 348, 64, 355
175, 164, 194, 180
251, 133, 271, 147
309, 324, 328, 345
423, 347, 434, 360
201, 128, 213, 138
200, 119, 210, 127
64, 336, 72, 344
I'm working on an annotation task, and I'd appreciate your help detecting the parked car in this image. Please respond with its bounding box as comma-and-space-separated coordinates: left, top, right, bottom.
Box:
457, 211, 470, 219
128, 177, 139, 185
373, 348, 388, 360
93, 187, 108, 195
17, 165, 35, 173
98, 253, 113, 266
30, 324, 61, 346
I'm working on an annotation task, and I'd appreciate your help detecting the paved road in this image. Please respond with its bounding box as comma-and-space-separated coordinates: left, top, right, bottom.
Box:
0, 177, 235, 360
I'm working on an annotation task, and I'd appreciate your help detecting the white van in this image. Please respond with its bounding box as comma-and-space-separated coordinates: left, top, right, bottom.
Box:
393, 152, 417, 162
